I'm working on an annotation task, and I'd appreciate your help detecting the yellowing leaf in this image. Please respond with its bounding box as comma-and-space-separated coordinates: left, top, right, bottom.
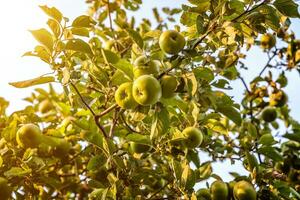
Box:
9, 76, 55, 88
39, 5, 63, 22
29, 28, 54, 51
65, 39, 93, 54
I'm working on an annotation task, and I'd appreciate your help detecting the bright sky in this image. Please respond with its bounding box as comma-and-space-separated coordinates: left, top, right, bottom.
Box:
0, 0, 299, 189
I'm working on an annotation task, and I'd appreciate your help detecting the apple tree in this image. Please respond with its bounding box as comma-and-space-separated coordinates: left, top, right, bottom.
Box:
1, 0, 300, 199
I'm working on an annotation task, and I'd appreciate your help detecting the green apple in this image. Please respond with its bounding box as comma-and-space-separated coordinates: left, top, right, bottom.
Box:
160, 75, 178, 98
159, 30, 185, 55
182, 127, 203, 149
260, 33, 276, 49
233, 181, 256, 200
196, 188, 211, 200
210, 180, 229, 200
0, 177, 11, 200
115, 82, 138, 109
269, 90, 288, 107
38, 99, 54, 114
130, 142, 151, 153
261, 107, 277, 122
16, 124, 43, 148
132, 75, 162, 106
133, 55, 161, 78
42, 135, 71, 158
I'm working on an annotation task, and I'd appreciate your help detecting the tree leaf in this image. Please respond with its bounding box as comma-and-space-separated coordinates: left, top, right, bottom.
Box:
9, 76, 55, 88
258, 146, 283, 162
216, 105, 242, 126
273, 0, 300, 18
101, 49, 120, 64
72, 15, 96, 28
29, 28, 54, 51
65, 39, 93, 54
71, 27, 90, 37
126, 29, 144, 49
39, 5, 63, 22
4, 167, 32, 178
87, 155, 107, 171
112, 59, 134, 80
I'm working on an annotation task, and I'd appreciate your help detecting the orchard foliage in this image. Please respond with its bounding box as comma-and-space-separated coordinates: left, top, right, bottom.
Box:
1, 0, 300, 199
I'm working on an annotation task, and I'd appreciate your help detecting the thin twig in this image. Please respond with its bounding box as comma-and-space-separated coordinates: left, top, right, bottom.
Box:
120, 112, 140, 133
148, 181, 170, 200
258, 50, 277, 77
158, 57, 184, 79
232, 1, 265, 23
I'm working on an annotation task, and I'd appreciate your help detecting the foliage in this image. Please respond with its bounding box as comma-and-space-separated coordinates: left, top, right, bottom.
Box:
0, 0, 300, 199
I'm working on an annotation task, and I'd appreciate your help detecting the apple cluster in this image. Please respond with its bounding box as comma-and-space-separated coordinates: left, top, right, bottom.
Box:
115, 30, 185, 109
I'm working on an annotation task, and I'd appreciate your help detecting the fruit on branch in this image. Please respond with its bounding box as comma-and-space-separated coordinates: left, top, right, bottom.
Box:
133, 55, 160, 78
38, 99, 54, 114
44, 136, 71, 158
261, 107, 277, 122
159, 30, 185, 55
132, 75, 162, 106
182, 127, 203, 149
210, 180, 229, 200
115, 82, 138, 109
160, 75, 178, 98
130, 142, 151, 153
233, 180, 256, 200
269, 90, 288, 107
260, 33, 276, 49
16, 124, 43, 148
0, 177, 11, 200
196, 188, 211, 200
228, 181, 236, 199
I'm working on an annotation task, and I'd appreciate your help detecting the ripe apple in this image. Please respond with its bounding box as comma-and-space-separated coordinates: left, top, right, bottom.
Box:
132, 75, 162, 106
133, 55, 161, 78
130, 142, 151, 153
0, 177, 11, 200
269, 90, 288, 107
115, 82, 138, 109
261, 107, 277, 122
16, 124, 43, 148
38, 99, 54, 114
159, 30, 185, 55
210, 180, 229, 200
260, 33, 276, 49
182, 127, 203, 149
160, 75, 178, 98
233, 180, 256, 200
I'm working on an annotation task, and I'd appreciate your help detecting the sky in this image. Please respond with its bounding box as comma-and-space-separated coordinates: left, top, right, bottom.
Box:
0, 0, 299, 189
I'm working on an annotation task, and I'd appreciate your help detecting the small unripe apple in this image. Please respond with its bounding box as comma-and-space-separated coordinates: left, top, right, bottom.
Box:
260, 33, 276, 49
160, 75, 178, 98
233, 180, 256, 200
115, 82, 138, 109
261, 107, 277, 122
16, 124, 42, 148
133, 55, 160, 78
38, 99, 54, 114
42, 135, 71, 158
196, 188, 211, 200
159, 30, 185, 55
130, 142, 151, 153
182, 127, 203, 149
210, 180, 229, 200
132, 75, 162, 106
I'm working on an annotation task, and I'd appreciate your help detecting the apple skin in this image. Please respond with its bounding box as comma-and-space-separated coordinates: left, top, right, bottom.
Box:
16, 124, 43, 148
38, 99, 54, 114
115, 82, 138, 109
233, 181, 256, 200
159, 30, 185, 55
210, 180, 229, 200
0, 177, 11, 200
260, 33, 276, 49
132, 75, 162, 106
160, 75, 178, 98
261, 107, 277, 122
269, 90, 288, 107
196, 188, 211, 200
182, 127, 203, 149
133, 55, 161, 78
130, 142, 151, 153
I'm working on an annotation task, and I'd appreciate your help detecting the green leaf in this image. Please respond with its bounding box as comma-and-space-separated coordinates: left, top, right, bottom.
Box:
71, 27, 90, 37
126, 133, 151, 145
112, 59, 134, 80
39, 5, 63, 22
247, 122, 258, 138
283, 132, 300, 143
4, 167, 32, 178
259, 134, 276, 146
273, 0, 300, 18
87, 155, 107, 171
193, 67, 214, 82
72, 15, 96, 28
29, 28, 54, 51
9, 76, 55, 88
65, 39, 93, 54
101, 49, 120, 64
258, 146, 283, 162
150, 106, 170, 140
216, 105, 242, 126
126, 29, 144, 49
198, 162, 212, 180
